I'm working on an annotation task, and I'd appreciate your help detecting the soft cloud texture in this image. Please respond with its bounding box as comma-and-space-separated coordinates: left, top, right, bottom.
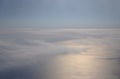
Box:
0, 28, 120, 79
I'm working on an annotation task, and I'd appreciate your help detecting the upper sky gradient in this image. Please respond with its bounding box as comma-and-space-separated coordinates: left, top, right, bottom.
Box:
0, 0, 120, 27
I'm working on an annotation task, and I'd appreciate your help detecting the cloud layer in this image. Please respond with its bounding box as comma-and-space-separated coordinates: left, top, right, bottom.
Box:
0, 28, 120, 79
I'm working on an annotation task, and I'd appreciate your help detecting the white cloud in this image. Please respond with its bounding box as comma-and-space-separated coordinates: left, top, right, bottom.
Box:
0, 28, 120, 79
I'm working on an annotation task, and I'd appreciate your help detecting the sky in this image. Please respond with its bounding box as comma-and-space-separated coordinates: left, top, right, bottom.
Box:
0, 0, 120, 27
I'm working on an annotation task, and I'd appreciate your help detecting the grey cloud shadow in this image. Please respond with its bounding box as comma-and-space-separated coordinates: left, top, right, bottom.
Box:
0, 66, 35, 79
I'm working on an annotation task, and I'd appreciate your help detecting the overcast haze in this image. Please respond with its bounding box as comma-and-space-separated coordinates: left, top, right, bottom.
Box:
0, 0, 120, 27
0, 1, 120, 79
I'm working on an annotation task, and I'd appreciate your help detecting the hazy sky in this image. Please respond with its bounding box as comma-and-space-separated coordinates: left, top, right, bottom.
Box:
0, 0, 120, 27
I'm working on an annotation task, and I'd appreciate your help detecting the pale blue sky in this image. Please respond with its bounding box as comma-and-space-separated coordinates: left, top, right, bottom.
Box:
0, 0, 120, 27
